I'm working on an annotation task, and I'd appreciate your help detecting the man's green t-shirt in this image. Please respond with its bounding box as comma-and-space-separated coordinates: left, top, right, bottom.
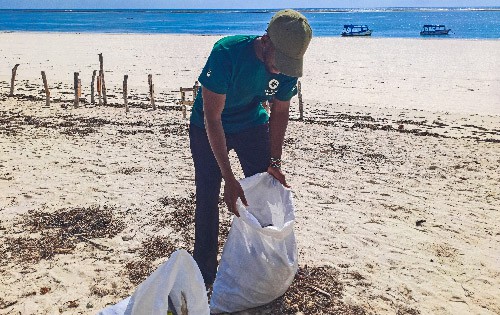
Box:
190, 35, 298, 134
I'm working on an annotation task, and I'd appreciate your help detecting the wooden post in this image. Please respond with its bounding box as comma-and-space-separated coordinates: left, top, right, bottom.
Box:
193, 81, 200, 99
148, 74, 156, 110
263, 100, 270, 114
298, 80, 304, 120
97, 75, 102, 106
41, 71, 50, 107
150, 75, 156, 109
9, 64, 20, 97
180, 291, 188, 315
123, 75, 129, 113
91, 70, 97, 104
78, 79, 82, 98
98, 70, 104, 105
74, 72, 79, 108
98, 53, 107, 105
180, 86, 185, 105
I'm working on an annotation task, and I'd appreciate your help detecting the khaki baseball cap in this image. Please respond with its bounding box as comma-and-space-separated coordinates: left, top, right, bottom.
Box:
267, 9, 312, 77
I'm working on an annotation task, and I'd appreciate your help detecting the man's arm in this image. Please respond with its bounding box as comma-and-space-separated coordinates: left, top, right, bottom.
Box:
267, 98, 291, 188
202, 87, 248, 216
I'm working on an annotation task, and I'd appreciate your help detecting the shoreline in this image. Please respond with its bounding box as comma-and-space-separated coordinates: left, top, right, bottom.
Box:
1, 7, 500, 12
3, 29, 500, 40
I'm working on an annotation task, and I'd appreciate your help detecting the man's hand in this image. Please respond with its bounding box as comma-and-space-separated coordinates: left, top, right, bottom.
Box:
267, 166, 291, 188
268, 98, 290, 189
223, 177, 248, 217
202, 87, 246, 216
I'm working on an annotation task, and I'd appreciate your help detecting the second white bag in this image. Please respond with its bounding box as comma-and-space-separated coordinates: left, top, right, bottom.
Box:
210, 172, 298, 314
98, 249, 210, 315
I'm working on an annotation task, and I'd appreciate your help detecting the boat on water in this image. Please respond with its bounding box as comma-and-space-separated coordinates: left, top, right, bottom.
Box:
420, 25, 451, 36
341, 25, 372, 37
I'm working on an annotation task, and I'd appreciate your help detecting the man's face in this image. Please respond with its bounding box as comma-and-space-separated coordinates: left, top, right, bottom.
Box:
263, 36, 280, 74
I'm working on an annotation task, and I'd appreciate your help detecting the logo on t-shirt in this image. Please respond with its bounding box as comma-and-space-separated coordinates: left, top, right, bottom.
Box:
266, 79, 279, 96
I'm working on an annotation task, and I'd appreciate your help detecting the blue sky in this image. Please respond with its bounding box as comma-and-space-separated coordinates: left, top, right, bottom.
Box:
1, 0, 499, 9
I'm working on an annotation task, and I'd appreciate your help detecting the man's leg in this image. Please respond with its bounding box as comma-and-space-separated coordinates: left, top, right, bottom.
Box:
189, 125, 222, 286
230, 124, 270, 177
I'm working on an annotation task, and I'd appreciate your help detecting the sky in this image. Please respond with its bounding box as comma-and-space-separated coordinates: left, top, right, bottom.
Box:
0, 0, 499, 9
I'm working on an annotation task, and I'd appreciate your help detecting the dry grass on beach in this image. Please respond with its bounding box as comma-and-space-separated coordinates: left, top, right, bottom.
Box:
1, 92, 498, 314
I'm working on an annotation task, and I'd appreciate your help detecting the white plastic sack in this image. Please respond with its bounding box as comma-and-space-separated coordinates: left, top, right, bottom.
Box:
210, 172, 298, 314
98, 249, 210, 315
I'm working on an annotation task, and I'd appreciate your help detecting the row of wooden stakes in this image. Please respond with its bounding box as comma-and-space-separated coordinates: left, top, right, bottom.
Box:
8, 54, 156, 112
7, 53, 304, 120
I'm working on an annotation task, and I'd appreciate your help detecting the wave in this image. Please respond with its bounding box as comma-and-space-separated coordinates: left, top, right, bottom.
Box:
1, 7, 499, 14
299, 7, 500, 13
0, 9, 275, 14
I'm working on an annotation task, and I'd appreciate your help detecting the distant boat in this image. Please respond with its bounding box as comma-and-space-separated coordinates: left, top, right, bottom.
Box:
341, 25, 372, 37
420, 25, 451, 36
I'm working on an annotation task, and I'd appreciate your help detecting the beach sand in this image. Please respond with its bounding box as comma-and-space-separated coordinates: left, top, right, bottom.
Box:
0, 33, 499, 314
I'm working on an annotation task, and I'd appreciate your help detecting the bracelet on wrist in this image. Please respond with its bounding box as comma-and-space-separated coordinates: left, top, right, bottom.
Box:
270, 157, 282, 168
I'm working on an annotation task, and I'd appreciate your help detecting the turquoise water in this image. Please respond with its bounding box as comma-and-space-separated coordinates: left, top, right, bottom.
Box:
0, 8, 499, 39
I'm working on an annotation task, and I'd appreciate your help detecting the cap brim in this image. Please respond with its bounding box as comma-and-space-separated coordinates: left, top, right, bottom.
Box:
275, 48, 303, 77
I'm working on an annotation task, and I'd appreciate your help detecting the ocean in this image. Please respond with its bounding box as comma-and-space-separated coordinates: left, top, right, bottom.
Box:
0, 8, 499, 39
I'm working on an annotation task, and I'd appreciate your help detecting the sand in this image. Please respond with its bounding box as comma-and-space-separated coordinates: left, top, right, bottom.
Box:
0, 33, 499, 315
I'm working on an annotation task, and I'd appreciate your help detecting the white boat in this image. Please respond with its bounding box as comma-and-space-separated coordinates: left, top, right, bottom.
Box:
420, 24, 451, 36
341, 25, 372, 37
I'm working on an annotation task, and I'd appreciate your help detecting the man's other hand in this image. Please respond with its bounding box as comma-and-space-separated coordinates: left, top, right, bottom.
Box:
223, 177, 248, 217
267, 166, 291, 188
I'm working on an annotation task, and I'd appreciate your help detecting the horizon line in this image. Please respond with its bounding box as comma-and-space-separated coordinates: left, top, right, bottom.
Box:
2, 6, 500, 10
